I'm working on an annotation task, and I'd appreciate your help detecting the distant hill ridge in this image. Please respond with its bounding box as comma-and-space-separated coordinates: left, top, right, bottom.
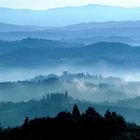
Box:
1, 5, 140, 26
0, 21, 140, 46
0, 22, 51, 32
1, 20, 140, 32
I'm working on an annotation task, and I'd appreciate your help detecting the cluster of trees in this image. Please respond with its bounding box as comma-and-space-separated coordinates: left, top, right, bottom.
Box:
0, 105, 134, 140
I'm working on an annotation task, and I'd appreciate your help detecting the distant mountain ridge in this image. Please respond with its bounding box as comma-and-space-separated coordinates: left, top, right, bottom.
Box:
0, 39, 140, 70
0, 21, 140, 45
1, 20, 140, 32
65, 21, 140, 30
1, 5, 140, 26
0, 23, 51, 32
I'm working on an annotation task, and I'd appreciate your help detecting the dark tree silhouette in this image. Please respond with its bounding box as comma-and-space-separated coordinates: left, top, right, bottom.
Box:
0, 105, 137, 140
57, 111, 71, 120
72, 104, 80, 117
85, 107, 96, 118
23, 117, 29, 127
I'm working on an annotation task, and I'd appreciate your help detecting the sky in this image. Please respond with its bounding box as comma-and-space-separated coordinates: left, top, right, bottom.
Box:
0, 0, 140, 10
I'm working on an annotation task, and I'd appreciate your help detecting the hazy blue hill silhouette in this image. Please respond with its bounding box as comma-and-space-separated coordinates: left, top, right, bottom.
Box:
0, 23, 50, 32
1, 21, 140, 45
0, 39, 140, 69
110, 97, 140, 109
63, 20, 140, 31
1, 5, 140, 26
86, 42, 131, 53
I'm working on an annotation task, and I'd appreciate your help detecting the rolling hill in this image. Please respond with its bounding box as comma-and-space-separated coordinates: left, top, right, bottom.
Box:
0, 39, 139, 69
0, 21, 140, 45
0, 23, 51, 32
1, 5, 140, 26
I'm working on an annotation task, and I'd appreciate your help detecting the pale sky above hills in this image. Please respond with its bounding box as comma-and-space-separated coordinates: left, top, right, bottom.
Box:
0, 0, 140, 10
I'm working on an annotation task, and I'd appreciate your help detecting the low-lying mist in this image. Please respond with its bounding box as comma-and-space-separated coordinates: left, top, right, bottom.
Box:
0, 68, 140, 103
0, 66, 140, 82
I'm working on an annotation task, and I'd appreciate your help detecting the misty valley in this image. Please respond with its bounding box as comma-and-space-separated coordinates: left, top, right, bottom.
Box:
1, 4, 140, 139
0, 31, 140, 139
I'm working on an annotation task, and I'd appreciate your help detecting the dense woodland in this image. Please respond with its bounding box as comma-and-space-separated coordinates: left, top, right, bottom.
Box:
0, 105, 140, 140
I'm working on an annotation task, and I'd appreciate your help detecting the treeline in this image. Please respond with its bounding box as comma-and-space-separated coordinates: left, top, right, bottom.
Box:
0, 105, 139, 140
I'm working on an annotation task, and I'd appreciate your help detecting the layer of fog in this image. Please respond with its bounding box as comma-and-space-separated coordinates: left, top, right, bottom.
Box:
0, 66, 140, 82
0, 65, 140, 103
